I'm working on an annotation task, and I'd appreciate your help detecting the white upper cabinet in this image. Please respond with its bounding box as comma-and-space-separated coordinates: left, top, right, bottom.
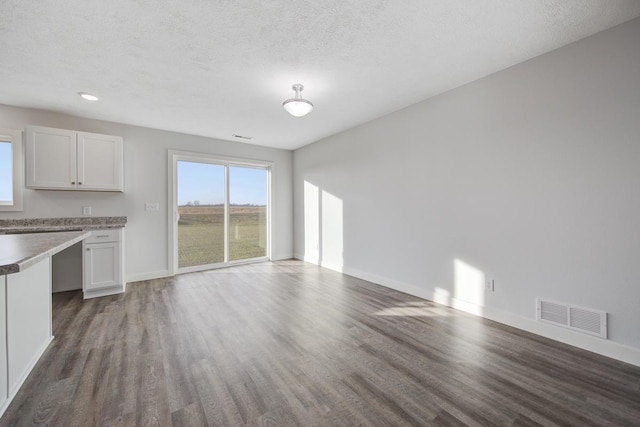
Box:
77, 131, 123, 191
26, 126, 124, 192
25, 126, 77, 189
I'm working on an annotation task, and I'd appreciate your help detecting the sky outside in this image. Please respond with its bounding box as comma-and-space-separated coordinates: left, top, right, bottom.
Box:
0, 142, 12, 201
177, 161, 267, 206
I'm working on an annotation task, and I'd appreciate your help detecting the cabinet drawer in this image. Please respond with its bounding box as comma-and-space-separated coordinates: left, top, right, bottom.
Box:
85, 229, 120, 244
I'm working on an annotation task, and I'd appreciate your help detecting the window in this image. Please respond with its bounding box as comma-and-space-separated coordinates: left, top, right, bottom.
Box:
0, 128, 23, 211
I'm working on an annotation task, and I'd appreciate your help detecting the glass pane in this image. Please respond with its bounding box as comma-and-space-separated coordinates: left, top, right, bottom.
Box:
177, 161, 225, 268
0, 141, 12, 203
229, 166, 268, 261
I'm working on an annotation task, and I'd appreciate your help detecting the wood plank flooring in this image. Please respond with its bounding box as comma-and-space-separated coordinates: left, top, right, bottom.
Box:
1, 260, 639, 426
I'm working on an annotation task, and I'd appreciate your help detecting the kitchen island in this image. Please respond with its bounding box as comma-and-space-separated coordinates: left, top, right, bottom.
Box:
0, 231, 89, 417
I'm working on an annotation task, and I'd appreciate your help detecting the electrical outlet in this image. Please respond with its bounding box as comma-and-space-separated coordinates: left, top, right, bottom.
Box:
82, 206, 92, 216
485, 279, 495, 292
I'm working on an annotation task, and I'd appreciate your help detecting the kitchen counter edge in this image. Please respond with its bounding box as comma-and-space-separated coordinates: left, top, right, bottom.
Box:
0, 231, 91, 275
0, 216, 127, 234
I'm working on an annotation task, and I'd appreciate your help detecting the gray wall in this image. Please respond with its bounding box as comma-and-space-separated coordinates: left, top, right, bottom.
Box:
293, 18, 640, 363
0, 105, 294, 281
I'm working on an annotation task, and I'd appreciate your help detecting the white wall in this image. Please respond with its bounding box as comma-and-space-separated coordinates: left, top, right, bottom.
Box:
293, 18, 640, 364
0, 105, 293, 281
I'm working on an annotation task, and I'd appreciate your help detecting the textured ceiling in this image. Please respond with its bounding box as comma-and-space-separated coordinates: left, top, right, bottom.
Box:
1, 1, 639, 150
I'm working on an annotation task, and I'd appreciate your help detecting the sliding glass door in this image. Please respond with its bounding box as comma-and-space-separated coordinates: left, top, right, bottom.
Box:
176, 161, 226, 268
229, 166, 268, 261
171, 152, 270, 273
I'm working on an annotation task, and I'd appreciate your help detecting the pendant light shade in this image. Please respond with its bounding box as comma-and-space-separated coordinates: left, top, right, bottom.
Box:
283, 84, 313, 117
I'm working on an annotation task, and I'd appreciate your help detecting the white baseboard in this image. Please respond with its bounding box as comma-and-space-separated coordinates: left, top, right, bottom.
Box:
271, 253, 294, 261
126, 270, 170, 283
307, 261, 640, 367
475, 303, 640, 367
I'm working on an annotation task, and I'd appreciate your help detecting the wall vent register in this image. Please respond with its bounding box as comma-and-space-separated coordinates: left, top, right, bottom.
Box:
536, 298, 607, 339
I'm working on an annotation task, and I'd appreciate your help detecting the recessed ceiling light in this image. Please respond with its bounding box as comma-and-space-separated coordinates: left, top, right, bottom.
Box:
78, 92, 99, 101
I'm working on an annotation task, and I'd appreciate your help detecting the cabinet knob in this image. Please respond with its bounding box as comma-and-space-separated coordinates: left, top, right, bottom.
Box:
78, 182, 82, 185
71, 181, 75, 184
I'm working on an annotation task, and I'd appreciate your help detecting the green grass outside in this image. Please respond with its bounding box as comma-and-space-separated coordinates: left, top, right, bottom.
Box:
178, 205, 267, 268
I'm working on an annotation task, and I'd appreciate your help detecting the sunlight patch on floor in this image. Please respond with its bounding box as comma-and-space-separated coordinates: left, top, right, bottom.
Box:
374, 302, 452, 317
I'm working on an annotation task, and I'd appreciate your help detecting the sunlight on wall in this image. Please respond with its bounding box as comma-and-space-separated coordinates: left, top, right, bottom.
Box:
303, 181, 320, 261
302, 181, 344, 271
321, 190, 343, 270
454, 259, 485, 309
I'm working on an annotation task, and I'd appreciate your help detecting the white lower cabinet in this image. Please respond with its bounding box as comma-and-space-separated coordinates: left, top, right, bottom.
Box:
83, 229, 125, 299
0, 258, 52, 416
0, 276, 6, 410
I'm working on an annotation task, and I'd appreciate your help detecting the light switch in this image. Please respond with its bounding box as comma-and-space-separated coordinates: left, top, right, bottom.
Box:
82, 206, 92, 216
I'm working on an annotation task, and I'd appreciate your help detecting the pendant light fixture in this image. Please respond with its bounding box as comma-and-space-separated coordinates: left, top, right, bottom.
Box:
282, 84, 313, 117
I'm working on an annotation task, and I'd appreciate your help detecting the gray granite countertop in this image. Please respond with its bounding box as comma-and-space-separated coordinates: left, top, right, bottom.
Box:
0, 216, 127, 234
0, 231, 90, 275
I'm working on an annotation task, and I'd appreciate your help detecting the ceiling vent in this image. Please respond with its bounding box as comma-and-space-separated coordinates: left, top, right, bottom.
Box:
536, 298, 607, 339
232, 134, 252, 140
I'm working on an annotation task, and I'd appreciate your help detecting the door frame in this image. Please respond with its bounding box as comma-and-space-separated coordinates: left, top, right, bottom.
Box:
168, 150, 272, 276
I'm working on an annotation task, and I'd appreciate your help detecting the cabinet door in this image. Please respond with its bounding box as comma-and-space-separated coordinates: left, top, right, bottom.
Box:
84, 242, 121, 291
77, 132, 123, 191
25, 126, 77, 189
6, 258, 51, 395
0, 277, 6, 406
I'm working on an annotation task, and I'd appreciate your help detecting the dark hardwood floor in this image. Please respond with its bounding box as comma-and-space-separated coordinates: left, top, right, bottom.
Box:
2, 260, 639, 426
